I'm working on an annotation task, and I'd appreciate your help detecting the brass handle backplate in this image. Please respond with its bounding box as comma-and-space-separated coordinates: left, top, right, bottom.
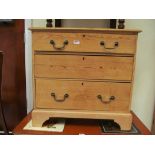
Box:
100, 41, 119, 49
50, 40, 69, 50
97, 95, 115, 104
51, 93, 69, 102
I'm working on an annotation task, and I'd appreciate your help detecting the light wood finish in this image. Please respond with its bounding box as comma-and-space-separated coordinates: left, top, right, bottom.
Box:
30, 27, 142, 34
35, 79, 131, 112
32, 109, 132, 130
30, 28, 141, 131
34, 55, 133, 81
32, 32, 137, 54
13, 111, 151, 135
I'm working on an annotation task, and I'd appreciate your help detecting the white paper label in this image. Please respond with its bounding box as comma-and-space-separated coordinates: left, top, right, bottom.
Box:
73, 40, 80, 45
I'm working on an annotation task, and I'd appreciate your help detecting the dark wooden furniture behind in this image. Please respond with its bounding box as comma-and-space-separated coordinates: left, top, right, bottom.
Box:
55, 19, 118, 28
0, 51, 9, 134
46, 19, 124, 29
13, 111, 151, 135
0, 19, 27, 131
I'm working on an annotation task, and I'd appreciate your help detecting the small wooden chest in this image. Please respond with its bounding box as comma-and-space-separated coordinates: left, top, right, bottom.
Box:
30, 28, 141, 130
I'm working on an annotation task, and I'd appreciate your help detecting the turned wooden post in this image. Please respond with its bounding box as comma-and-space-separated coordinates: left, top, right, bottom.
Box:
46, 19, 53, 27
118, 19, 125, 29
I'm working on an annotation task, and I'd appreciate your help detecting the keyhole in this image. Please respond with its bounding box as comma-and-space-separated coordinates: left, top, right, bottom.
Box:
83, 34, 86, 37
81, 82, 84, 86
83, 57, 85, 60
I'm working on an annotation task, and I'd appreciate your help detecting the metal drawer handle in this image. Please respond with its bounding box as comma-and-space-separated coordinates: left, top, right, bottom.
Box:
100, 41, 119, 49
50, 40, 69, 50
97, 95, 115, 104
51, 93, 69, 102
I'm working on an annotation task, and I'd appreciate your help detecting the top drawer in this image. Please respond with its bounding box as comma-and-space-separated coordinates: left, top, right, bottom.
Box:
32, 32, 137, 54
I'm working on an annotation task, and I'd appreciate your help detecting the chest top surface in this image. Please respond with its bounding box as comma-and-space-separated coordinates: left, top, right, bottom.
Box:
29, 27, 141, 34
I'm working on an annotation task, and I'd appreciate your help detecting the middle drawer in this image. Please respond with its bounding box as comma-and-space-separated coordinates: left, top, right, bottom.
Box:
34, 55, 133, 81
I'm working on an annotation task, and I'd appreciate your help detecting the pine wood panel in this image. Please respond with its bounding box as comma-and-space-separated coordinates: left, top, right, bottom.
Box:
32, 109, 132, 130
35, 79, 131, 112
13, 111, 151, 135
30, 27, 141, 34
34, 55, 134, 81
32, 32, 137, 54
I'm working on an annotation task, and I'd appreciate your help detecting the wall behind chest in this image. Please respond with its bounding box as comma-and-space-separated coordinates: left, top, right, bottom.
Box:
125, 19, 155, 130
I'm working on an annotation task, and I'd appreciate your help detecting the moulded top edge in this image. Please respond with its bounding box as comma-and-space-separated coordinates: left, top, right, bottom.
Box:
29, 27, 142, 33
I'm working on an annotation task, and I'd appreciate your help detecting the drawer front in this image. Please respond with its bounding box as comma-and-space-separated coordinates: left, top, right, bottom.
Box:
32, 32, 137, 54
34, 55, 133, 81
35, 79, 131, 112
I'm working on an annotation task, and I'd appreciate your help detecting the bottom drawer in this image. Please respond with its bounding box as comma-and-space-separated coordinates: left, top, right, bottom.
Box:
35, 79, 131, 112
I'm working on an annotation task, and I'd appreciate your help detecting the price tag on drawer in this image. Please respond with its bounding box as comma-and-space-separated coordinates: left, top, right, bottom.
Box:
73, 40, 80, 45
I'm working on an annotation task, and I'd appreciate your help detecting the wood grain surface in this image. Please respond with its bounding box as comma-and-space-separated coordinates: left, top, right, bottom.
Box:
13, 111, 151, 135
34, 55, 134, 81
32, 32, 137, 54
35, 79, 131, 112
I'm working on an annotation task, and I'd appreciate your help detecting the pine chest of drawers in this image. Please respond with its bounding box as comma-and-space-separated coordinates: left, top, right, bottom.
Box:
30, 28, 141, 130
